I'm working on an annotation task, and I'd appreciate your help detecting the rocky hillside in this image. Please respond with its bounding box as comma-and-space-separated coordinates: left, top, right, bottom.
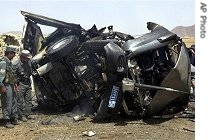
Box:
171, 25, 195, 37
3, 31, 22, 36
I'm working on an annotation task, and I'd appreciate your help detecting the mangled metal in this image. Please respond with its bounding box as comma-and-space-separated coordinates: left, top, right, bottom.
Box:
20, 11, 192, 121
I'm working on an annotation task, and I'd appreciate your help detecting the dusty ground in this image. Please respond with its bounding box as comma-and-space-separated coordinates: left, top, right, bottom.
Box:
0, 103, 195, 140
182, 37, 195, 48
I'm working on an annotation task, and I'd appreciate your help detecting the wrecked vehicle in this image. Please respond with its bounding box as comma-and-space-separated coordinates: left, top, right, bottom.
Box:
21, 11, 191, 121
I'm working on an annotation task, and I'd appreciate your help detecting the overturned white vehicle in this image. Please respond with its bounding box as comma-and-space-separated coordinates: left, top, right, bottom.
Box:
21, 11, 191, 121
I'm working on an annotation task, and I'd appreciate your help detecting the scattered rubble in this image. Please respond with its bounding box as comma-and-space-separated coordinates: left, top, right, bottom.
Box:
82, 130, 96, 137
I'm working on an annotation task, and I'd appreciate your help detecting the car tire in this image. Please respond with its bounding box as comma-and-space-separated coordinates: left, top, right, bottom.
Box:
46, 35, 79, 61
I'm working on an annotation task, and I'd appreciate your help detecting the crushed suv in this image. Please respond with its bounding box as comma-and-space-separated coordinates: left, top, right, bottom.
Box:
21, 11, 191, 120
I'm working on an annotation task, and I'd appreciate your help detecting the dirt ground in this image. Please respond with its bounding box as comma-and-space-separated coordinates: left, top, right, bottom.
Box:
182, 37, 195, 48
0, 102, 195, 140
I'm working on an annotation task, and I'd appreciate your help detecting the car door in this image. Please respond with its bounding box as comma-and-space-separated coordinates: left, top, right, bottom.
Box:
22, 18, 44, 56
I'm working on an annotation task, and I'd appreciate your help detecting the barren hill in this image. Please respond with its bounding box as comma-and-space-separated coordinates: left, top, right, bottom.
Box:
171, 25, 195, 37
3, 31, 22, 36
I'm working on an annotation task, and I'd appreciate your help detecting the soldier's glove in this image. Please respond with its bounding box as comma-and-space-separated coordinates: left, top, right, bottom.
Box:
0, 86, 7, 94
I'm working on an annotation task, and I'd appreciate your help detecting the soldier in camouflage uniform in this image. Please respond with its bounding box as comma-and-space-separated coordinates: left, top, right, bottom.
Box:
14, 50, 36, 122
0, 45, 18, 128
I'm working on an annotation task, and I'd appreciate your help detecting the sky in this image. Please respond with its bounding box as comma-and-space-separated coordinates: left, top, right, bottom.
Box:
0, 0, 195, 36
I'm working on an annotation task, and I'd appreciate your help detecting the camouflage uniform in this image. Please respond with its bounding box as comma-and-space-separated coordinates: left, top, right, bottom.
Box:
0, 46, 18, 128
14, 50, 33, 120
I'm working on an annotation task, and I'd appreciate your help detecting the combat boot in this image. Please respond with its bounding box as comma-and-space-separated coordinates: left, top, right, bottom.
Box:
10, 118, 20, 125
20, 116, 28, 122
5, 119, 14, 128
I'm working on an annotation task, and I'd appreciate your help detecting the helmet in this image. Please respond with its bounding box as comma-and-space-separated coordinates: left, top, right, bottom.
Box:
5, 45, 17, 53
20, 50, 32, 59
190, 44, 195, 51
